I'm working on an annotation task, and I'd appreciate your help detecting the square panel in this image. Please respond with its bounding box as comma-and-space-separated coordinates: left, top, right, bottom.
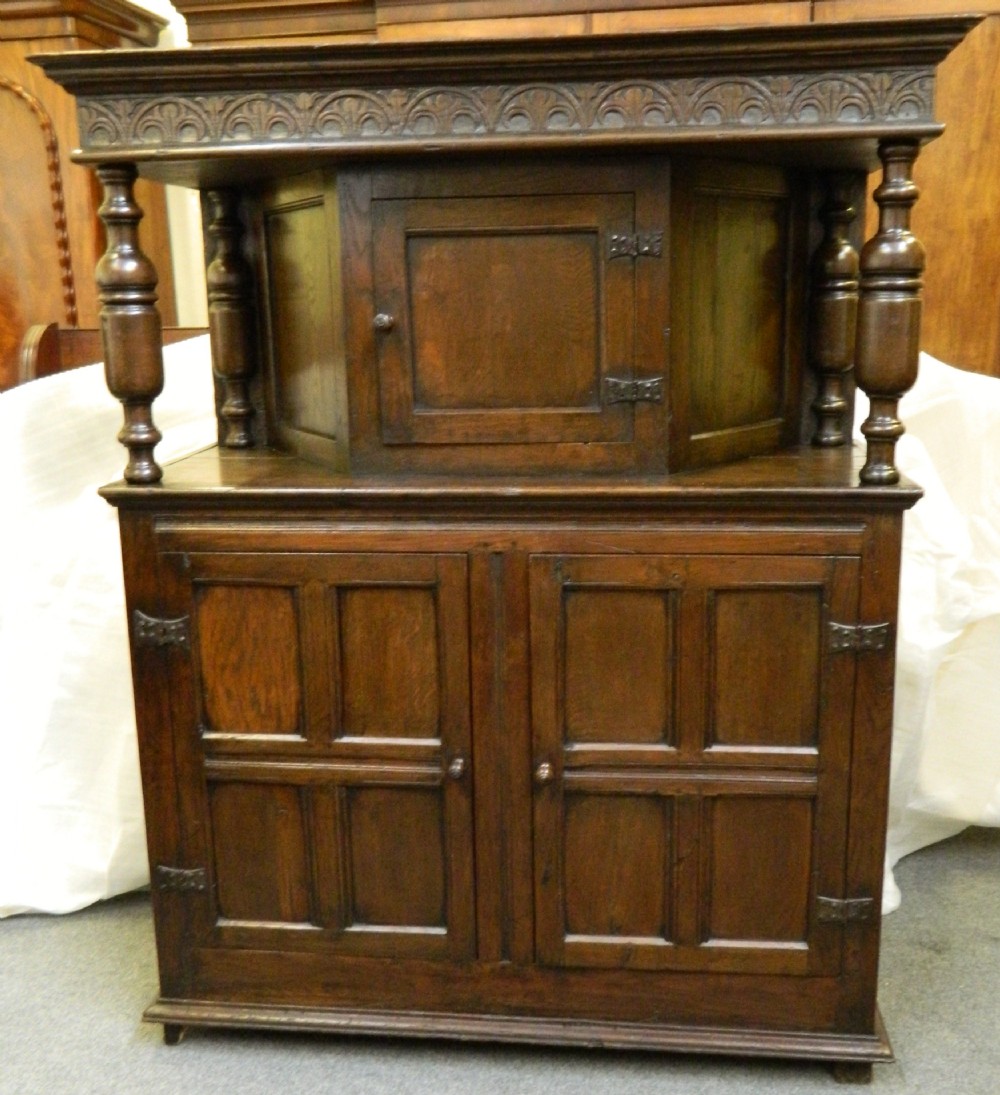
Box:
408, 229, 600, 412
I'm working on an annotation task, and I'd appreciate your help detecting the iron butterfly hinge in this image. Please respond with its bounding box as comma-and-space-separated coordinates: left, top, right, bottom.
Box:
133, 609, 191, 650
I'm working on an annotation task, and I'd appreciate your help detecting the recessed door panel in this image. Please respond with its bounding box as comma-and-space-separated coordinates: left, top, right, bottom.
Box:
704, 795, 814, 944
709, 586, 822, 748
347, 785, 447, 930
208, 781, 311, 925
338, 585, 441, 739
194, 583, 303, 736
564, 586, 676, 746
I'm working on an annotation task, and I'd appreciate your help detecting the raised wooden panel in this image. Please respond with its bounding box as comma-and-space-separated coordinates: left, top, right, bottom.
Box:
407, 228, 600, 410
564, 793, 672, 941
337, 585, 441, 739
195, 583, 303, 736
373, 192, 634, 445
708, 587, 821, 749
347, 786, 446, 928
564, 588, 675, 745
704, 796, 814, 944
209, 781, 311, 924
670, 160, 803, 468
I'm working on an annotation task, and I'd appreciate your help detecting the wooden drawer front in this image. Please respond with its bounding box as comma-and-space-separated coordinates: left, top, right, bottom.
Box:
159, 550, 475, 962
529, 552, 858, 976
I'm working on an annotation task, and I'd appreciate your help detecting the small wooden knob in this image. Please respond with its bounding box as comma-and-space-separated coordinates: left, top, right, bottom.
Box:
447, 756, 467, 781
534, 761, 555, 785
373, 312, 395, 332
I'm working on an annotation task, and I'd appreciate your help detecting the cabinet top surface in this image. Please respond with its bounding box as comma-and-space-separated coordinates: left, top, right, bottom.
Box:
100, 445, 922, 514
31, 14, 979, 182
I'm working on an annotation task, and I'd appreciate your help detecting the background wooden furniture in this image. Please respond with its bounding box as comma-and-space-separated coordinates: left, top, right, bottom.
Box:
0, 0, 177, 391
37, 13, 976, 1083
18, 322, 205, 382
168, 0, 1000, 380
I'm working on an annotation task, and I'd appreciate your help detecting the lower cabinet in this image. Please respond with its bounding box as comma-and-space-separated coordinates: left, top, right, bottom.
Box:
124, 509, 895, 1066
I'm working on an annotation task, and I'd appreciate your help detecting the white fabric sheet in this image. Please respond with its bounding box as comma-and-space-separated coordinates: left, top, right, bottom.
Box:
859, 355, 1000, 911
0, 338, 216, 916
1, 342, 997, 916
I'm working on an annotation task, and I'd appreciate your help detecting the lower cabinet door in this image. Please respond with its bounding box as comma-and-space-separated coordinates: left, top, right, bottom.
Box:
156, 548, 476, 965
529, 551, 861, 976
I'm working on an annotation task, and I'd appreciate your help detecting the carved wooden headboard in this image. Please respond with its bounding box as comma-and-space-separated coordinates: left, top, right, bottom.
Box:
0, 0, 176, 392
0, 72, 78, 388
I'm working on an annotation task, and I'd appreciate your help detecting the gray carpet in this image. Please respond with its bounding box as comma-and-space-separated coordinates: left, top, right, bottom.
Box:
2, 827, 998, 1094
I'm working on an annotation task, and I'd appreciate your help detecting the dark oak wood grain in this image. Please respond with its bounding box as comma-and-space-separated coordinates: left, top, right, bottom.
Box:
42, 13, 976, 1081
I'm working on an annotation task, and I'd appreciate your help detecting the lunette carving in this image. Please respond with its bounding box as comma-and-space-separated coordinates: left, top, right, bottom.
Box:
810, 174, 859, 447
76, 69, 935, 154
0, 75, 77, 327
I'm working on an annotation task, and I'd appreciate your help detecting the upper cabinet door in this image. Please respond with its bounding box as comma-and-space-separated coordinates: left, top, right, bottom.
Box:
157, 546, 476, 965
529, 550, 860, 977
353, 159, 670, 474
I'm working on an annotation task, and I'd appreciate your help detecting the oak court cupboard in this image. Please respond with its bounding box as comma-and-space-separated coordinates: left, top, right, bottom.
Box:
35, 13, 979, 1081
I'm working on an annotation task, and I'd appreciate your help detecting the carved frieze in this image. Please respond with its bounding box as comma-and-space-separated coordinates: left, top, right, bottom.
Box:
76, 68, 935, 154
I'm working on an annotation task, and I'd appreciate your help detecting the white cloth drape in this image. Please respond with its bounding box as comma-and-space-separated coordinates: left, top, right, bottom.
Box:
0, 337, 216, 916
1, 342, 998, 916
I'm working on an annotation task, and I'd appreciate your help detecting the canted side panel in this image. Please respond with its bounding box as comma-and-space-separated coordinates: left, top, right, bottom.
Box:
337, 585, 441, 740
703, 796, 814, 945
671, 160, 803, 470
708, 587, 822, 749
194, 583, 303, 736
563, 587, 676, 746
266, 199, 340, 439
260, 172, 349, 468
688, 192, 787, 433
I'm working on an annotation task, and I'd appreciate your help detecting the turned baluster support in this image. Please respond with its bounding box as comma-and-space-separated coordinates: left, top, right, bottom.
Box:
856, 140, 925, 485
810, 175, 859, 447
96, 163, 163, 485
204, 189, 257, 447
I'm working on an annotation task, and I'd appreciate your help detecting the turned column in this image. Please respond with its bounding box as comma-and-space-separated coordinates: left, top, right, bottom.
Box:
856, 140, 925, 485
810, 175, 859, 447
204, 189, 256, 447
96, 163, 163, 484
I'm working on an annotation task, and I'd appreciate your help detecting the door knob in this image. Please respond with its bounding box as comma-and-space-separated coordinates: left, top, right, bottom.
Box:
373, 312, 395, 332
446, 756, 467, 781
534, 761, 555, 785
